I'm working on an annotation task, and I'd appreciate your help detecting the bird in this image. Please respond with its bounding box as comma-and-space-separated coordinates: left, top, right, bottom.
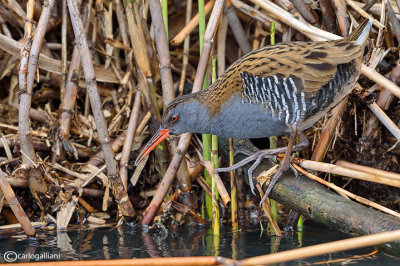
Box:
135, 19, 372, 203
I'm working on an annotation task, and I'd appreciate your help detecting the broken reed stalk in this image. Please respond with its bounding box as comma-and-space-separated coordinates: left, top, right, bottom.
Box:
114, 0, 131, 50
0, 169, 36, 237
230, 0, 280, 31
256, 184, 282, 236
59, 2, 91, 142
336, 160, 400, 181
239, 229, 400, 265
67, 0, 135, 217
296, 159, 400, 188
292, 163, 400, 219
367, 102, 400, 142
120, 90, 141, 188
319, 0, 336, 32
202, 161, 231, 207
18, 0, 36, 168
170, 0, 215, 46
225, 4, 251, 54
387, 0, 400, 44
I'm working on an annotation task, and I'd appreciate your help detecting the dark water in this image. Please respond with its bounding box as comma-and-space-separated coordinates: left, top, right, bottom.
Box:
0, 223, 398, 264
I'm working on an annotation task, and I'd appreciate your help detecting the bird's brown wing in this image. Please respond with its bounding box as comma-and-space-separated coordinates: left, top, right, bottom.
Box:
227, 39, 364, 96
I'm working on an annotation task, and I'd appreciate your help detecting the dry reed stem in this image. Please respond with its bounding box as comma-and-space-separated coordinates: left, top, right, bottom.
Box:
78, 197, 95, 213
18, 0, 39, 167
239, 229, 400, 265
149, 0, 175, 107
170, 0, 215, 46
346, 0, 385, 29
336, 160, 400, 181
311, 98, 348, 161
124, 0, 152, 77
225, 5, 251, 54
293, 164, 400, 219
256, 184, 282, 236
203, 160, 231, 206
59, 3, 91, 142
0, 34, 120, 83
120, 91, 141, 188
13, 256, 234, 266
318, 0, 337, 32
332, 0, 350, 36
231, 0, 281, 32
367, 102, 400, 142
297, 159, 400, 188
290, 0, 320, 27
67, 0, 135, 217
0, 169, 36, 237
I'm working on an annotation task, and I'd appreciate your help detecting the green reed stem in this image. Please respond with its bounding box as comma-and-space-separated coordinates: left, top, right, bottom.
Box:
229, 138, 238, 230
198, 0, 212, 220
162, 0, 168, 40
211, 57, 220, 235
269, 20, 278, 235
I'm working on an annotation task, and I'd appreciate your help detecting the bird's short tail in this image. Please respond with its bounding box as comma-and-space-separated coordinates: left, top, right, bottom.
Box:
347, 19, 373, 46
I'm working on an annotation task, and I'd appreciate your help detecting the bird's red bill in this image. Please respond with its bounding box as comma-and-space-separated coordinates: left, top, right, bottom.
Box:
135, 129, 169, 166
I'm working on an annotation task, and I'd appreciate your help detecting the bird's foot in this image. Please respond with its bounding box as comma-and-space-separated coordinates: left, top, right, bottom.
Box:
216, 131, 309, 203
215, 148, 284, 195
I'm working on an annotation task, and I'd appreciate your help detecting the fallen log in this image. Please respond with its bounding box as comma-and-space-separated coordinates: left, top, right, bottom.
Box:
220, 138, 400, 256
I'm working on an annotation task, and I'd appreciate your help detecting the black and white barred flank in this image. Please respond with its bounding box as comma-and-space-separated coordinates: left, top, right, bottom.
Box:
240, 62, 356, 125
240, 71, 306, 125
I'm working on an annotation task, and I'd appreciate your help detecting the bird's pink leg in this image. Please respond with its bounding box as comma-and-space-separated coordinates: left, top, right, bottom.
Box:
215, 128, 309, 201
259, 125, 299, 204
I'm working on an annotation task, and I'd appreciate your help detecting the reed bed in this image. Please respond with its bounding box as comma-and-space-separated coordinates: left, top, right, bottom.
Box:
0, 0, 399, 263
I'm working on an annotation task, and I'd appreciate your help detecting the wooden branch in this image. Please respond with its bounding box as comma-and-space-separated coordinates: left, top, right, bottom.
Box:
0, 34, 119, 83
67, 0, 135, 217
220, 138, 400, 255
0, 169, 36, 237
148, 0, 175, 107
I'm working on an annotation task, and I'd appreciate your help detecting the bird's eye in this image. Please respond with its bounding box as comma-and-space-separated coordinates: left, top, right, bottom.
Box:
171, 115, 178, 122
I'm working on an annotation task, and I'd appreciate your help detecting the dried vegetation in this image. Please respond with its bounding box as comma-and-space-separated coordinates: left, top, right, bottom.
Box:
0, 0, 399, 238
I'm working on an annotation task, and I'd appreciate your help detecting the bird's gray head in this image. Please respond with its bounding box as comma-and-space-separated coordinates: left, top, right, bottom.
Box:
134, 92, 209, 166
161, 92, 209, 135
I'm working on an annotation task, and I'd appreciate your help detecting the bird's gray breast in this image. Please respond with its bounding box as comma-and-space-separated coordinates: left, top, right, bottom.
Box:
209, 94, 289, 138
